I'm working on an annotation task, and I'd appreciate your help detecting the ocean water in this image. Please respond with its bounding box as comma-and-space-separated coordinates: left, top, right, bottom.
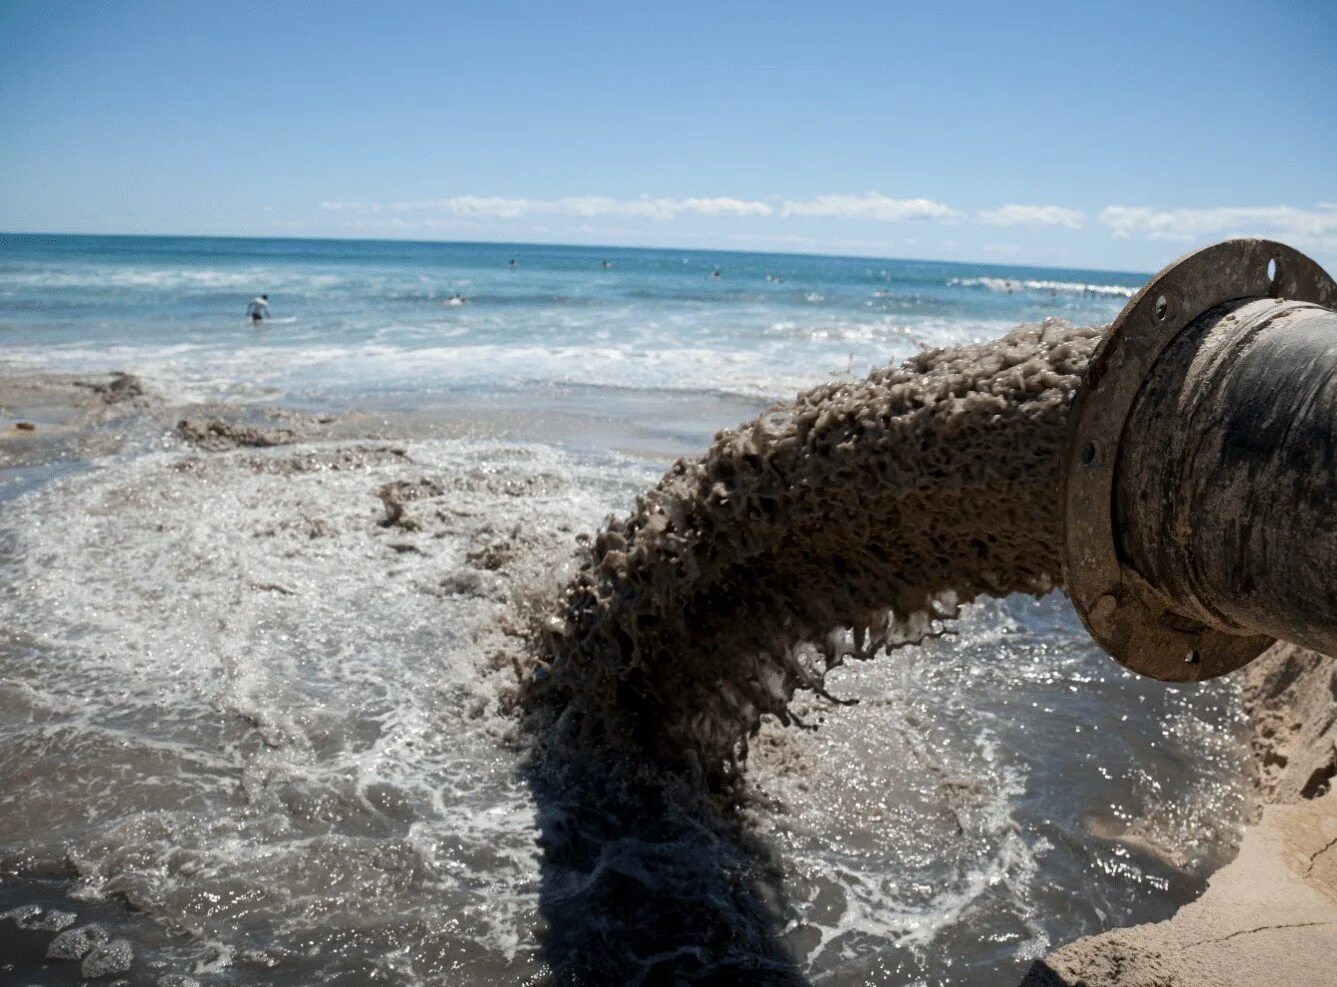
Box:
0, 234, 1141, 405
0, 235, 1249, 985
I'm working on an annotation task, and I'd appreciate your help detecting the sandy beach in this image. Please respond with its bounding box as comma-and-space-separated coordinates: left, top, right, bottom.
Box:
1023, 644, 1337, 985
0, 229, 1316, 987
2, 369, 666, 983
6, 4, 1334, 982
0, 351, 1258, 985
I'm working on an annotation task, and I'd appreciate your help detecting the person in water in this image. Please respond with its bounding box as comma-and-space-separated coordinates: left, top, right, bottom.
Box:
246, 294, 270, 323
444, 292, 467, 307
508, 258, 518, 269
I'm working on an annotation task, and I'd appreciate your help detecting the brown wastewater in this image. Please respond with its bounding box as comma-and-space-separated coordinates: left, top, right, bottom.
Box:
526, 319, 1101, 771
512, 318, 1244, 983
0, 321, 1247, 987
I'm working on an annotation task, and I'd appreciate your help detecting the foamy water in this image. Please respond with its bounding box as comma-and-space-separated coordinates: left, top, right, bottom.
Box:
948, 277, 1136, 298
0, 235, 1251, 985
0, 436, 1245, 984
0, 440, 654, 981
1, 234, 1141, 405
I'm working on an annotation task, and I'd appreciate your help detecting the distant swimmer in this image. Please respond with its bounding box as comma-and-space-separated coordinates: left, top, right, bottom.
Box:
711, 266, 721, 279
508, 258, 518, 269
444, 292, 467, 307
602, 260, 612, 270
246, 294, 270, 323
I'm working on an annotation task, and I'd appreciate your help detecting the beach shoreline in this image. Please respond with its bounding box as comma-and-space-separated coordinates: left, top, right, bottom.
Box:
0, 364, 1262, 985
1022, 644, 1337, 985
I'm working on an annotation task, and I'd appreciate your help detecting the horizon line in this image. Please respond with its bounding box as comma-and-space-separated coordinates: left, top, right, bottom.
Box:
0, 228, 1156, 278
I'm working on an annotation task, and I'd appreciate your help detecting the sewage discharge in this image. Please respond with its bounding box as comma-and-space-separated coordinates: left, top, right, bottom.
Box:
524, 318, 1103, 787
519, 237, 1337, 980
517, 315, 1105, 983
6, 239, 1332, 986
526, 239, 1337, 789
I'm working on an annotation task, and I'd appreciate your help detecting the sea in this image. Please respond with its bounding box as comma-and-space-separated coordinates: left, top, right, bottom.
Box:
0, 233, 1146, 411
0, 234, 1248, 985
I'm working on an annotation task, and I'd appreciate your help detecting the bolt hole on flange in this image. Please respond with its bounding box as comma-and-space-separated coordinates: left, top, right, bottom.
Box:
1153, 294, 1170, 322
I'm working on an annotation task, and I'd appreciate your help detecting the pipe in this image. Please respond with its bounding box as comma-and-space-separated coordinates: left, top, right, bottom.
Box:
1061, 239, 1337, 682
1115, 298, 1337, 660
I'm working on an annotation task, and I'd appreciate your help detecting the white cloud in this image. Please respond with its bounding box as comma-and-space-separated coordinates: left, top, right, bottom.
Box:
318, 200, 383, 214
321, 195, 775, 221
435, 195, 541, 218
320, 191, 969, 227
977, 204, 1085, 230
779, 193, 961, 222
1099, 204, 1337, 244
564, 196, 774, 220
680, 197, 775, 218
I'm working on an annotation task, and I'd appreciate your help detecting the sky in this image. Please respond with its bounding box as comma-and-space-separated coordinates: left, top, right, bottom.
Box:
1, 0, 1334, 273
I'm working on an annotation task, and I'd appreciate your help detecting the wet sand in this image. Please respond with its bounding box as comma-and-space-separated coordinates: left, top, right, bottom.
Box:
1022, 643, 1337, 986
0, 357, 1264, 985
1, 372, 142, 488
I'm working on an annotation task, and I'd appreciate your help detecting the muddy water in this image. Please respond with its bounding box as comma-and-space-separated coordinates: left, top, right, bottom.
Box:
515, 319, 1243, 983
529, 319, 1103, 783
0, 330, 1247, 986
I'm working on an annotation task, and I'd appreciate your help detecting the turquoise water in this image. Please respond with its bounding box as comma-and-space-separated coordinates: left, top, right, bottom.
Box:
0, 234, 1142, 406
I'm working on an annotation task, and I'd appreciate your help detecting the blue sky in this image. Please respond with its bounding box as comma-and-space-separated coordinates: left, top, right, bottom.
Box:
1, 0, 1334, 272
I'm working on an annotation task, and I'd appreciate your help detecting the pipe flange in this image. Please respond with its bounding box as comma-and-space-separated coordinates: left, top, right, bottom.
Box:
1061, 238, 1337, 682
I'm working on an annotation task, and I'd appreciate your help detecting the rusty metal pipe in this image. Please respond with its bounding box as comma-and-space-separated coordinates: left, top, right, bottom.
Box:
1062, 239, 1337, 682
1114, 297, 1337, 661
